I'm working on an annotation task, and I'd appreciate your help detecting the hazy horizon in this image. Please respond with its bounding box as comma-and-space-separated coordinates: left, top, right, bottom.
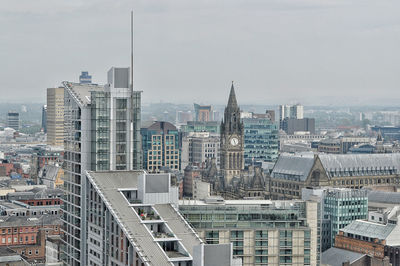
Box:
1, 0, 399, 105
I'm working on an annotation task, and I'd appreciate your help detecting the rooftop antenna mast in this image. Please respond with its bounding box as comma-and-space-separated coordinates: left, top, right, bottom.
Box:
130, 10, 134, 91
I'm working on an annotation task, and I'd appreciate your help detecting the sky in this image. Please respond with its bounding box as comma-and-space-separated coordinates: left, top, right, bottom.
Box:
1, 0, 400, 105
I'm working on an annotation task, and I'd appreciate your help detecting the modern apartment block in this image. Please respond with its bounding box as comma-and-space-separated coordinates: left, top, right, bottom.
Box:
179, 198, 321, 266
181, 131, 220, 170
84, 170, 238, 266
141, 121, 180, 173
302, 187, 368, 251
47, 87, 64, 147
61, 67, 142, 266
7, 111, 19, 131
242, 114, 279, 164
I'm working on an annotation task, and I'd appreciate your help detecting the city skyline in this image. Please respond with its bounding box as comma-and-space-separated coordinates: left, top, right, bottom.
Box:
1, 0, 400, 105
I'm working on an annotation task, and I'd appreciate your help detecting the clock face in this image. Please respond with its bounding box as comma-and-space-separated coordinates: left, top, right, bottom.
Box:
230, 137, 239, 146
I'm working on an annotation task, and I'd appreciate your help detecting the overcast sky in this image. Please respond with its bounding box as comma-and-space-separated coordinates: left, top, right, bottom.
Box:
1, 0, 399, 105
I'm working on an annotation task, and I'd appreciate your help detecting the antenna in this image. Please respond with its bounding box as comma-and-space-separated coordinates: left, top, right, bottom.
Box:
130, 10, 134, 91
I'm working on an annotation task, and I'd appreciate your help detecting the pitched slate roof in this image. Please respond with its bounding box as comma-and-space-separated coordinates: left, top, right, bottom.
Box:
319, 153, 400, 175
321, 247, 365, 266
341, 220, 396, 240
271, 154, 315, 181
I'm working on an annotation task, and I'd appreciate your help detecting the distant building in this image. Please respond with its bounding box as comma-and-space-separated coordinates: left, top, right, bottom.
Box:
79, 71, 92, 84
7, 111, 19, 131
176, 110, 193, 124
179, 198, 321, 266
270, 153, 400, 200
194, 103, 212, 122
181, 132, 220, 170
372, 126, 400, 141
279, 104, 303, 129
41, 105, 47, 133
181, 121, 220, 134
243, 114, 279, 164
141, 121, 180, 173
282, 117, 315, 135
46, 87, 64, 147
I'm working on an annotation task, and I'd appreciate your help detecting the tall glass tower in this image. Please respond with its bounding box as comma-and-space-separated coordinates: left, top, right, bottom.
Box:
61, 67, 142, 266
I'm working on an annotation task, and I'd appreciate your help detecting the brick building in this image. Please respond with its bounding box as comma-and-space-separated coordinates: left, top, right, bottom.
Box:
0, 215, 62, 263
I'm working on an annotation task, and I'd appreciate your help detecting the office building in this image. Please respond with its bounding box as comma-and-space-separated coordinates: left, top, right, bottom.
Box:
141, 121, 180, 173
7, 111, 19, 131
243, 114, 279, 164
84, 170, 238, 266
281, 117, 315, 135
61, 67, 142, 266
179, 198, 321, 266
302, 187, 368, 251
46, 87, 64, 147
79, 71, 92, 84
41, 105, 47, 133
194, 103, 212, 122
181, 132, 220, 170
270, 153, 400, 200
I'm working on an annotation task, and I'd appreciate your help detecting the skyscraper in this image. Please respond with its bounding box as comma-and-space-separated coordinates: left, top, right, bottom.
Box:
79, 71, 92, 84
220, 82, 244, 184
6, 111, 19, 130
47, 87, 64, 147
61, 67, 142, 265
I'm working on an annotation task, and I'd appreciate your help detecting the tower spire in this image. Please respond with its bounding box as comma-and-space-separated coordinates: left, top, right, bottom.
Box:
227, 81, 238, 109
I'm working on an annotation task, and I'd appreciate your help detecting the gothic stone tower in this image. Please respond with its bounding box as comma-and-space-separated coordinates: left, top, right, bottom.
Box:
220, 82, 244, 185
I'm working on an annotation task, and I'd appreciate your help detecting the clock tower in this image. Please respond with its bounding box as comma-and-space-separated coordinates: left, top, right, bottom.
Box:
220, 82, 244, 185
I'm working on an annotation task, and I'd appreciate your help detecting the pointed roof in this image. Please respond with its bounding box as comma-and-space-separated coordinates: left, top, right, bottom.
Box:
227, 81, 238, 109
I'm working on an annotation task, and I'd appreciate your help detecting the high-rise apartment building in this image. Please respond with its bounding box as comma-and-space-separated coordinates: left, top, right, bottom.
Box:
141, 121, 180, 173
79, 71, 92, 84
243, 113, 279, 164
7, 111, 19, 130
84, 170, 238, 266
61, 67, 142, 266
179, 198, 321, 266
47, 87, 64, 147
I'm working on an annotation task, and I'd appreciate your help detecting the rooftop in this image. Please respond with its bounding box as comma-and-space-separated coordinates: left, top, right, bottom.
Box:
341, 220, 396, 240
86, 170, 202, 265
271, 154, 315, 181
321, 247, 365, 266
62, 82, 104, 106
